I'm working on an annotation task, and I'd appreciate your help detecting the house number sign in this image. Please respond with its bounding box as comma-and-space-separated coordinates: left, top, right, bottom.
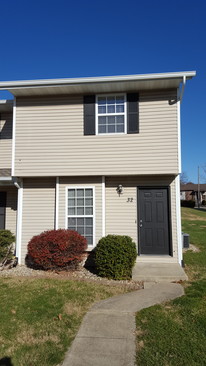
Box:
127, 198, 133, 202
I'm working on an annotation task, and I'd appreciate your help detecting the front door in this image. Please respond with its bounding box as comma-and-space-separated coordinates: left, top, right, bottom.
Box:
138, 188, 170, 255
0, 192, 6, 230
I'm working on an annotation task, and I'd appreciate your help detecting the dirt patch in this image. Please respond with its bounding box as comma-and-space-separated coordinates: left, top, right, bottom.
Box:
137, 340, 145, 349
136, 328, 147, 337
183, 214, 206, 222
64, 303, 86, 317
183, 244, 201, 253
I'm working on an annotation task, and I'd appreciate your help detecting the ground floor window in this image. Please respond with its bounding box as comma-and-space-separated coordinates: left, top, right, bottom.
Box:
67, 187, 94, 245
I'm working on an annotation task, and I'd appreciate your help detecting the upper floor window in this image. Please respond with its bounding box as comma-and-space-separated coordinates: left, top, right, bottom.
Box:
96, 95, 126, 134
84, 93, 139, 136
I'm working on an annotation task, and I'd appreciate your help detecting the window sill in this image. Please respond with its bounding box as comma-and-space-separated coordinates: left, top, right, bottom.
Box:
96, 132, 126, 136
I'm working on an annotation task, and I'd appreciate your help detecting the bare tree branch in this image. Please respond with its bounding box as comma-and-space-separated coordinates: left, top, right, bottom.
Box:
180, 172, 189, 185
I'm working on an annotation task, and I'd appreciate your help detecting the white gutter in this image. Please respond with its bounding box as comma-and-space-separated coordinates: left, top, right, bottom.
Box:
0, 71, 196, 89
178, 75, 187, 103
14, 180, 20, 190
0, 177, 12, 181
180, 75, 186, 101
14, 179, 23, 264
176, 75, 185, 264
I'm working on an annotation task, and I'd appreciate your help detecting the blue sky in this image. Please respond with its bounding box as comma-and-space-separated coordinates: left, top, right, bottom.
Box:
0, 0, 205, 182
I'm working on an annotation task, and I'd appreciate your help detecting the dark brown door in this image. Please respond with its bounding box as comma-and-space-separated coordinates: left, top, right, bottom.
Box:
0, 192, 6, 229
139, 188, 170, 255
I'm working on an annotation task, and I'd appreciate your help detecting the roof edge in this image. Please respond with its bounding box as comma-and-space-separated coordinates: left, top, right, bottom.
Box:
0, 71, 196, 90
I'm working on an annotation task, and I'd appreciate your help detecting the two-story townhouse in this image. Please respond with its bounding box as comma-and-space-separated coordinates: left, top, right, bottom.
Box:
0, 71, 195, 273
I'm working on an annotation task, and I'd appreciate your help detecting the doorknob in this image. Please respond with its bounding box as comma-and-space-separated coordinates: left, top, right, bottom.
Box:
139, 219, 143, 228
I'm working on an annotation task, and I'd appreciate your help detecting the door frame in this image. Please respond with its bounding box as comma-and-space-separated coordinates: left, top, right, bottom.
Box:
137, 186, 173, 256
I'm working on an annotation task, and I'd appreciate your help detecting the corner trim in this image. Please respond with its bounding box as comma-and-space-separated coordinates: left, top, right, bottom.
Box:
15, 178, 23, 264
102, 176, 105, 237
175, 175, 182, 265
177, 99, 182, 173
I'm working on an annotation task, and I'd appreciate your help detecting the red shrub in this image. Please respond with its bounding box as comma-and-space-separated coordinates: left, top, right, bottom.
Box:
27, 229, 87, 270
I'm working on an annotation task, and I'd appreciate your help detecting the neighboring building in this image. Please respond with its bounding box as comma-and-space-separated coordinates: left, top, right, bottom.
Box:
0, 71, 196, 267
180, 183, 206, 205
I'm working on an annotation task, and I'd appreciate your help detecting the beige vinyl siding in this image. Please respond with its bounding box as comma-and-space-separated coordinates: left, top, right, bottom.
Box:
58, 176, 102, 245
0, 112, 12, 170
21, 178, 55, 262
105, 175, 178, 262
19, 175, 179, 263
15, 90, 178, 176
0, 186, 17, 235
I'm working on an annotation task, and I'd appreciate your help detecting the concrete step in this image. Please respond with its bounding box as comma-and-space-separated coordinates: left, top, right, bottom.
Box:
132, 263, 188, 282
136, 255, 177, 263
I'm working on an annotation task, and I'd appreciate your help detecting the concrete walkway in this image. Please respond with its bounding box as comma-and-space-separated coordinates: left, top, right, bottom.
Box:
62, 283, 184, 366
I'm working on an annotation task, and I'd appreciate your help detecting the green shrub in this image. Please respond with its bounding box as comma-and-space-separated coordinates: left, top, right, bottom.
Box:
94, 235, 137, 280
0, 230, 15, 264
181, 200, 195, 208
202, 200, 206, 206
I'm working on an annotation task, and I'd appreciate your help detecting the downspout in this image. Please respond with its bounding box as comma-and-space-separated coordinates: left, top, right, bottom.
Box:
55, 177, 59, 230
102, 176, 105, 237
176, 75, 186, 266
178, 75, 186, 103
14, 179, 23, 265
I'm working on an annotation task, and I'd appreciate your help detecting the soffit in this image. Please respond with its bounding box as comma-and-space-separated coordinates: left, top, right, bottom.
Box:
0, 71, 196, 97
0, 100, 13, 112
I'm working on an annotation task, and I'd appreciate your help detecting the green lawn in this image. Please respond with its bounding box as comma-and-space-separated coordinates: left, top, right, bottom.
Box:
0, 277, 129, 366
136, 207, 206, 366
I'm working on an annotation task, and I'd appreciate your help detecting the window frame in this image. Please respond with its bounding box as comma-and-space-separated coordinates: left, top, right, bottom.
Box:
65, 186, 95, 248
95, 93, 127, 135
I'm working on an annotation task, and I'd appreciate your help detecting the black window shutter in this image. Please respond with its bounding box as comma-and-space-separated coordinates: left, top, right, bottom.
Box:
127, 93, 139, 134
0, 192, 6, 229
84, 95, 95, 135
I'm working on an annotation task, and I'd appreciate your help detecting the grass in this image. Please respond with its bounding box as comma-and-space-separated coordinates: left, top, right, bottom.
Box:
0, 277, 129, 366
136, 207, 206, 366
182, 207, 206, 281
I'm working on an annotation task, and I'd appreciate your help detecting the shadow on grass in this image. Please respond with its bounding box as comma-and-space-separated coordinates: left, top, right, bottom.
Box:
0, 358, 13, 366
194, 207, 206, 212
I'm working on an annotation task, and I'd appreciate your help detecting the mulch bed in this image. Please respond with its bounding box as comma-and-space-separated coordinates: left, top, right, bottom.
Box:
0, 264, 143, 290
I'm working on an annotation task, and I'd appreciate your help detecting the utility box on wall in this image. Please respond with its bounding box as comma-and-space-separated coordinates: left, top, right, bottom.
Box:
182, 233, 190, 248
